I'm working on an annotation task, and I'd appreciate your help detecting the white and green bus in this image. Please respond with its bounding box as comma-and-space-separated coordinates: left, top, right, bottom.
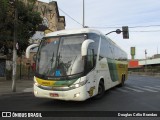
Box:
26, 28, 128, 101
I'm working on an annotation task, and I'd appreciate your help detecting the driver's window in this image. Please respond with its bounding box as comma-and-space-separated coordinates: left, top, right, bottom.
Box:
87, 49, 94, 71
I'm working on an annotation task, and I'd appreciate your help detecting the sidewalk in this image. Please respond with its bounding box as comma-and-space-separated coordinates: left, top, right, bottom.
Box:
0, 78, 33, 95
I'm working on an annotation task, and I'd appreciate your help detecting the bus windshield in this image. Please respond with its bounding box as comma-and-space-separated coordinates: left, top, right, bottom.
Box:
36, 34, 86, 78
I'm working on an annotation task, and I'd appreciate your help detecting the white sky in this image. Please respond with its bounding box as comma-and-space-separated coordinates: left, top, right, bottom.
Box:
39, 0, 160, 59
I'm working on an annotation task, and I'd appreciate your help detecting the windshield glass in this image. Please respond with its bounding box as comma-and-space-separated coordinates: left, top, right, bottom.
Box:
36, 34, 85, 78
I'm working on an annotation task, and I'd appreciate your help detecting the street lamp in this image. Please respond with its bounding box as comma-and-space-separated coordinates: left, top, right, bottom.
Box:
105, 29, 122, 35
105, 26, 129, 39
145, 49, 147, 73
83, 0, 85, 28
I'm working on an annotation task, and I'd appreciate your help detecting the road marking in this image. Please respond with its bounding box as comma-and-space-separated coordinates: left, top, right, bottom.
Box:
116, 88, 129, 92
144, 86, 160, 90
124, 87, 144, 92
155, 86, 160, 88
133, 86, 158, 92
23, 88, 33, 92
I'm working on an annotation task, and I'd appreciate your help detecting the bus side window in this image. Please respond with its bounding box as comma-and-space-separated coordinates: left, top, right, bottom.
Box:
87, 49, 95, 71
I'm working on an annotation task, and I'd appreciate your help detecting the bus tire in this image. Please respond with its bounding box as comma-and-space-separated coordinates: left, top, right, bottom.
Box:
119, 74, 125, 87
95, 80, 105, 99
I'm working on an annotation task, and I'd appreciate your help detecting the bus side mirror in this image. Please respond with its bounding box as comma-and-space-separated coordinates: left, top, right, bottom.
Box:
26, 44, 39, 58
81, 39, 94, 57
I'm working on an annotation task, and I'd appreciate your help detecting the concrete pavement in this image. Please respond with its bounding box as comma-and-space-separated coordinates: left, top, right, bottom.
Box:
0, 78, 33, 95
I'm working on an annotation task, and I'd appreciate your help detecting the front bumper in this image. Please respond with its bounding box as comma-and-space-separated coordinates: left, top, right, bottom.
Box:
33, 84, 89, 101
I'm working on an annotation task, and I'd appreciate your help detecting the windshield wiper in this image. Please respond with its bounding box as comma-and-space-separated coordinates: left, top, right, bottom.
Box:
69, 56, 77, 75
50, 52, 55, 68
42, 52, 55, 75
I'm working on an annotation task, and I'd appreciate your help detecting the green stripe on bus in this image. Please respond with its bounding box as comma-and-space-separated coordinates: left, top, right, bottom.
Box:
107, 58, 118, 82
54, 79, 77, 87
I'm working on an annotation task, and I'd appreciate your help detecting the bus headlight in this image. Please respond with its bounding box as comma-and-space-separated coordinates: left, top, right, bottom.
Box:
70, 79, 87, 89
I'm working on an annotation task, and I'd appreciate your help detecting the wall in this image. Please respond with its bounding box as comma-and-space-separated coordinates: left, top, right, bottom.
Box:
23, 0, 65, 31
139, 58, 160, 66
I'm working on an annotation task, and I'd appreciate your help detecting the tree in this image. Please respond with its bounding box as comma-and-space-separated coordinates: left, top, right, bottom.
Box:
0, 0, 43, 58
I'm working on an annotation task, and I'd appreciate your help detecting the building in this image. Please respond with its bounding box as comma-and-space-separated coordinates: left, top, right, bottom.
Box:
139, 58, 160, 66
128, 54, 160, 73
128, 60, 141, 68
0, 1, 66, 80
23, 0, 65, 32
25, 0, 66, 67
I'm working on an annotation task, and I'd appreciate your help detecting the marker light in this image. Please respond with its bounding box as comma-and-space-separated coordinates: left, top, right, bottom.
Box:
74, 93, 80, 98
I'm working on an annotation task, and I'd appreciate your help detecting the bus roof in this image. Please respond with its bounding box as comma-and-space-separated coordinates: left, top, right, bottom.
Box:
45, 28, 127, 55
45, 28, 101, 37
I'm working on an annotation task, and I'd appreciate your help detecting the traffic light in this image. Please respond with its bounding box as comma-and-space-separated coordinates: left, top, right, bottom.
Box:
122, 26, 129, 39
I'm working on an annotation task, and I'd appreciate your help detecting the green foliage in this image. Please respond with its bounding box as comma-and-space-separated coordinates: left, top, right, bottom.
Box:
0, 0, 42, 57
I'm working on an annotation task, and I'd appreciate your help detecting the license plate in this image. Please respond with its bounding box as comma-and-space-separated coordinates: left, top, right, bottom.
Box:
49, 93, 59, 97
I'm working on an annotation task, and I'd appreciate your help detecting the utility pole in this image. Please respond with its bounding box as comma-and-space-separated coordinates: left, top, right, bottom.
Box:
12, 0, 18, 92
145, 49, 147, 73
83, 0, 85, 28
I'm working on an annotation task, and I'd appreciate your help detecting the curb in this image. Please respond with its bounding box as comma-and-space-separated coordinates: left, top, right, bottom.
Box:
0, 91, 33, 97
129, 73, 160, 78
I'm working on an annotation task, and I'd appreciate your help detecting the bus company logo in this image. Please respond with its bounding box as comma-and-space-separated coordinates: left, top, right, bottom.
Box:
118, 64, 125, 68
41, 81, 50, 86
88, 86, 95, 97
2, 112, 11, 117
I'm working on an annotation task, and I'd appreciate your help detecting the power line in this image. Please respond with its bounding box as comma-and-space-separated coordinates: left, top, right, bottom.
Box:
129, 25, 160, 28
58, 7, 83, 27
45, 5, 160, 31
91, 24, 160, 29
130, 30, 160, 32
91, 26, 121, 29
91, 26, 160, 32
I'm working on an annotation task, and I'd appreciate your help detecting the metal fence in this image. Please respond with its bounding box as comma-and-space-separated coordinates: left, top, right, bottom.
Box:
5, 58, 35, 80
0, 59, 6, 77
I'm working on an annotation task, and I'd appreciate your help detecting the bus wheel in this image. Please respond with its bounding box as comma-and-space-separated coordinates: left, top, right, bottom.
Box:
120, 74, 125, 87
95, 80, 105, 99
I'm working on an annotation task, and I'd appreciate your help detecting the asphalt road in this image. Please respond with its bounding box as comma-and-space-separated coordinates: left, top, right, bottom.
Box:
0, 75, 160, 119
